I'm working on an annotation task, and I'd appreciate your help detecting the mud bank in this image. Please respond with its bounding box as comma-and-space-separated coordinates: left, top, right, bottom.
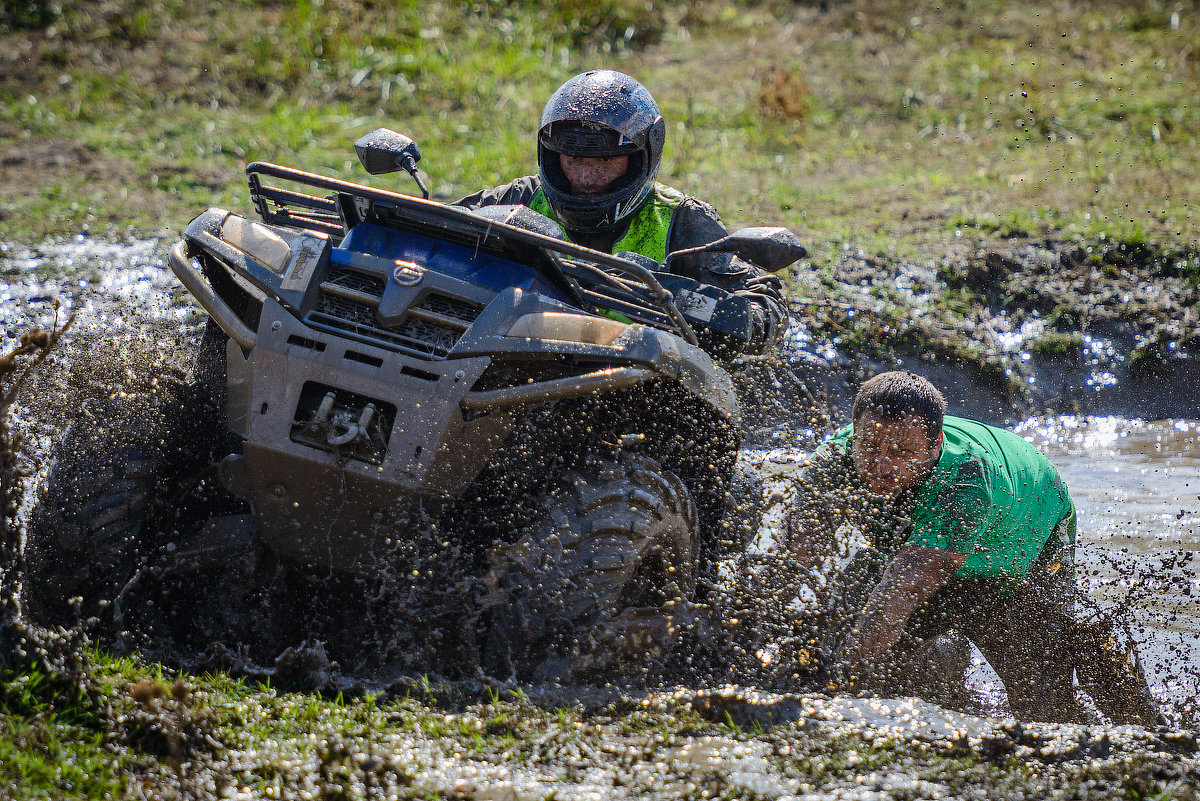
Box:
761, 234, 1200, 440
5, 625, 1199, 801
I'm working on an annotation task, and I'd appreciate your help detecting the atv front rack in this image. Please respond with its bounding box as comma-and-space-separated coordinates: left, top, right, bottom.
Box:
245, 163, 698, 345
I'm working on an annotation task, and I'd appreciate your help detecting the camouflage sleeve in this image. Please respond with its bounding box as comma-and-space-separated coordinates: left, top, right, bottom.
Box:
451, 176, 542, 209
667, 197, 789, 353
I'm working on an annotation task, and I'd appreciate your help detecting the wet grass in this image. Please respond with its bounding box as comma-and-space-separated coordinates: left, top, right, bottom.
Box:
1, 718, 126, 799
1, 656, 137, 800
2, 0, 1198, 258
4, 626, 1198, 797
1029, 330, 1085, 360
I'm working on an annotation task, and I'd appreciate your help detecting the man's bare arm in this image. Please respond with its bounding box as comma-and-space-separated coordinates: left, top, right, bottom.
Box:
835, 545, 967, 667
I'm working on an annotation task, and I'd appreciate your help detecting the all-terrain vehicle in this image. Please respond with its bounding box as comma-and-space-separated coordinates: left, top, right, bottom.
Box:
24, 130, 804, 681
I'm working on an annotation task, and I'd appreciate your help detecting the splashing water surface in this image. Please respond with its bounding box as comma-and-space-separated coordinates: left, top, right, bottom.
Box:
1016, 416, 1200, 716
6, 238, 1200, 732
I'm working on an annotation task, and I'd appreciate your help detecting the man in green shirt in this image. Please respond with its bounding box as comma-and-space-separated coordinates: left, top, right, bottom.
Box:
786, 370, 1163, 725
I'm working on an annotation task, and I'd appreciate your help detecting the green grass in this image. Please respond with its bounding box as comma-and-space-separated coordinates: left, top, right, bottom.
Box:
1, 632, 1193, 797
1, 652, 142, 799
0, 716, 127, 800
2, 0, 1198, 259
1029, 331, 1085, 359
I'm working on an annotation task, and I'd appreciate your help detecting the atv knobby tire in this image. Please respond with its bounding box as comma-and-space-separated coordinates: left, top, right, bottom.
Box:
22, 322, 234, 634
22, 413, 159, 630
483, 452, 698, 683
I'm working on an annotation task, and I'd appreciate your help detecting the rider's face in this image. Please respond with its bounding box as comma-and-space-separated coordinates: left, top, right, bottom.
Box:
559, 154, 629, 196
851, 412, 943, 498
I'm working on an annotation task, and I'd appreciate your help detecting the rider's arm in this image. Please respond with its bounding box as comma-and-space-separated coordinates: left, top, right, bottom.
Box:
451, 176, 541, 209
731, 268, 787, 352
666, 198, 789, 353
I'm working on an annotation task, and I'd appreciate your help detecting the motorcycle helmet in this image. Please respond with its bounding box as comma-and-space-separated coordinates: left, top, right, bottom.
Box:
537, 70, 666, 233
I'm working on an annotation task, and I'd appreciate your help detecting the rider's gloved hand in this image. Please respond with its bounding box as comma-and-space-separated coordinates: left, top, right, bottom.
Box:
747, 306, 769, 354
694, 294, 770, 359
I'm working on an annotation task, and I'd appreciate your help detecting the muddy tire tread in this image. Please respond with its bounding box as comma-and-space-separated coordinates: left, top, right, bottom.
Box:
484, 452, 698, 682
23, 443, 158, 628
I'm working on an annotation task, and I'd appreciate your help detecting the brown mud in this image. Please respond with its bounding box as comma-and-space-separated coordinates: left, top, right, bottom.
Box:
3, 237, 1200, 797
739, 233, 1200, 449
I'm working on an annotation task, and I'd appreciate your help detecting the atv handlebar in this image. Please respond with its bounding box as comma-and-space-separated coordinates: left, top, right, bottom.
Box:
244, 162, 700, 346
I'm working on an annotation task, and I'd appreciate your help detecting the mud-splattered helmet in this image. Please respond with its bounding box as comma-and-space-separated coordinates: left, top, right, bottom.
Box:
537, 70, 666, 233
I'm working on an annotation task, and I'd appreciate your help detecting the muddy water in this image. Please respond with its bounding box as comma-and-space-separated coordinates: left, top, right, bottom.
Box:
0, 237, 186, 332
5, 238, 1199, 725
1016, 416, 1200, 718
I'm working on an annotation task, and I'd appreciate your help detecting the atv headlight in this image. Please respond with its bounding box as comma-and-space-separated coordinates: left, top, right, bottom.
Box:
505, 312, 631, 346
220, 215, 292, 274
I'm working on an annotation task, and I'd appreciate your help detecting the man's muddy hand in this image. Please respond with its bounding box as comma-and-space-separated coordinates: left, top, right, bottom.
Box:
813, 661, 859, 693
833, 608, 897, 669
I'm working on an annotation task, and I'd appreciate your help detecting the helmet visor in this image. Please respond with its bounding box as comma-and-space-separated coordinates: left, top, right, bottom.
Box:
540, 121, 640, 159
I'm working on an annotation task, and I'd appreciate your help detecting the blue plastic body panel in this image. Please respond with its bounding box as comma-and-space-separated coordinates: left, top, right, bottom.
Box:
339, 221, 570, 302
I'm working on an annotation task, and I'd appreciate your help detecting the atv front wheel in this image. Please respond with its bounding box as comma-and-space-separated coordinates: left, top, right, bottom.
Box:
22, 413, 159, 630
22, 323, 239, 635
482, 452, 699, 683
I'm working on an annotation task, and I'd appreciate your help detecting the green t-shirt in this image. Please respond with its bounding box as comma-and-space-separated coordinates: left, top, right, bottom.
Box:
822, 416, 1075, 586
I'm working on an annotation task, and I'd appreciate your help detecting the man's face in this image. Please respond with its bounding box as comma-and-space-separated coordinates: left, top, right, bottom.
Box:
559, 153, 629, 196
851, 412, 943, 497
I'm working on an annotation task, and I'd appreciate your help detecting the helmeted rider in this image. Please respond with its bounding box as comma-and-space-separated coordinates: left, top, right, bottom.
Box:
454, 69, 789, 356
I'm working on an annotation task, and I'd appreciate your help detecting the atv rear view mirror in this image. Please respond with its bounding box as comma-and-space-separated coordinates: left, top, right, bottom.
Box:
354, 127, 430, 198
665, 226, 807, 273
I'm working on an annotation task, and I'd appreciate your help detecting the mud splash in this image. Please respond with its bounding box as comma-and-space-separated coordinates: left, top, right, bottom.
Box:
1, 235, 194, 463
4, 239, 1197, 696
5, 238, 1200, 798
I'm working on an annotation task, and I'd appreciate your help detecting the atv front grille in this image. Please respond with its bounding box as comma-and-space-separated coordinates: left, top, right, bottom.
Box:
324, 267, 387, 297
314, 292, 378, 329
393, 313, 463, 355
418, 294, 480, 325
306, 266, 482, 360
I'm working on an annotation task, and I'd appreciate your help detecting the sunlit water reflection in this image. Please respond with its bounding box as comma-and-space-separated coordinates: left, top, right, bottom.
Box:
1016, 416, 1200, 717
0, 236, 189, 340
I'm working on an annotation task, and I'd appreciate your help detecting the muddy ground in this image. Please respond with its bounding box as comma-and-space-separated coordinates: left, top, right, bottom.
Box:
729, 231, 1200, 453
4, 233, 1200, 797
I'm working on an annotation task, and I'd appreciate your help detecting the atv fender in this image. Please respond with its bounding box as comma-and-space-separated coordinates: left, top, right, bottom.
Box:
453, 286, 740, 427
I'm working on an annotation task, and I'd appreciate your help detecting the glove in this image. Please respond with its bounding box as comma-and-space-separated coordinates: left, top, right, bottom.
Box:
747, 306, 769, 354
